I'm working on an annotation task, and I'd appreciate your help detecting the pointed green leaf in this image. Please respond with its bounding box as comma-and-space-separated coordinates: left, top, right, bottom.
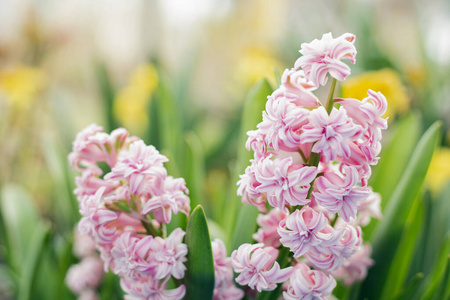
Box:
227, 79, 273, 250
360, 121, 442, 300
184, 205, 215, 300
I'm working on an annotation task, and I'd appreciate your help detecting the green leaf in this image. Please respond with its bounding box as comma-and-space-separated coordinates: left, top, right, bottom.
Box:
154, 70, 183, 163
230, 205, 259, 253
395, 273, 424, 300
0, 185, 42, 271
420, 236, 450, 300
183, 132, 206, 209
359, 121, 442, 300
18, 222, 51, 300
184, 205, 215, 300
380, 193, 424, 298
365, 112, 421, 240
227, 79, 273, 250
420, 185, 450, 276
96, 62, 117, 132
41, 137, 78, 230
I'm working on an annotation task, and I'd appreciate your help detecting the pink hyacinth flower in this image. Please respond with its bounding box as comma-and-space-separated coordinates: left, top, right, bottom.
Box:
142, 176, 190, 224
69, 124, 134, 170
73, 230, 97, 259
280, 69, 321, 108
357, 191, 382, 226
307, 222, 362, 272
65, 256, 104, 294
121, 276, 185, 300
336, 90, 388, 164
254, 155, 318, 211
313, 166, 371, 222
110, 231, 154, 279
147, 228, 188, 280
212, 239, 244, 300
78, 289, 99, 300
246, 130, 267, 160
78, 187, 119, 242
294, 32, 356, 86
283, 263, 336, 300
105, 140, 169, 196
231, 243, 293, 292
332, 243, 374, 286
253, 208, 288, 248
300, 106, 362, 162
74, 168, 119, 197
258, 89, 311, 152
237, 162, 267, 212
278, 206, 335, 257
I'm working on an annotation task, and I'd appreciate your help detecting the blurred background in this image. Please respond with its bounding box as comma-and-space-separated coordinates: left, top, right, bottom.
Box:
0, 0, 449, 299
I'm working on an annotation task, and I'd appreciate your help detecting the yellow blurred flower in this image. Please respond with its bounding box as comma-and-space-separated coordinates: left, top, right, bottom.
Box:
113, 64, 158, 134
234, 48, 281, 87
0, 66, 46, 111
341, 69, 409, 120
425, 147, 450, 193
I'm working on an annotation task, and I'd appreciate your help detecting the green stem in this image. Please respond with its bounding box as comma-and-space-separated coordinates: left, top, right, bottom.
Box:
141, 220, 161, 237
325, 78, 337, 114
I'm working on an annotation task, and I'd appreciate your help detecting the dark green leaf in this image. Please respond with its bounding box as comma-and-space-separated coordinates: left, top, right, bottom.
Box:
184, 205, 215, 300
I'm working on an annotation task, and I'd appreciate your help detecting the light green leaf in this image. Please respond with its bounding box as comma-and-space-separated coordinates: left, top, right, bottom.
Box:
18, 222, 51, 300
184, 205, 215, 300
227, 79, 273, 251
0, 185, 42, 270
359, 121, 442, 300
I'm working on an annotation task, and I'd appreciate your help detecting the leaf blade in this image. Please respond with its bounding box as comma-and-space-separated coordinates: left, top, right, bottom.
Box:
184, 205, 215, 300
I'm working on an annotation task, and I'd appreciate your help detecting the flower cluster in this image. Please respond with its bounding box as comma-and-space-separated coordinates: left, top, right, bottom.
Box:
68, 124, 190, 299
235, 32, 386, 298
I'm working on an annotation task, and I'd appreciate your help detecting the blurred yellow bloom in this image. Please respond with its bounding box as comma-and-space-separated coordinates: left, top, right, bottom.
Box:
341, 69, 409, 120
0, 66, 46, 111
234, 48, 281, 87
113, 64, 158, 134
425, 147, 450, 193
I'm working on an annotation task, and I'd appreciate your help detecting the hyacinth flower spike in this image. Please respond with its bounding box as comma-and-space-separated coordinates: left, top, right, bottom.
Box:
235, 32, 386, 299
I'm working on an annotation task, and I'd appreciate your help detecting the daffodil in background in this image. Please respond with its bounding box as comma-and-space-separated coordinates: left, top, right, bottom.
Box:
234, 47, 281, 88
0, 65, 46, 111
113, 64, 159, 136
341, 68, 409, 120
425, 147, 450, 194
